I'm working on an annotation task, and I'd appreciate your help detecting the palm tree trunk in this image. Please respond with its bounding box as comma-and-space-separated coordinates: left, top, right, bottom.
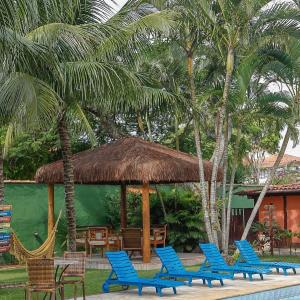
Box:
187, 51, 214, 243
58, 116, 77, 251
210, 47, 234, 247
145, 112, 153, 142
0, 149, 4, 204
175, 115, 180, 151
155, 185, 167, 220
224, 125, 241, 254
221, 115, 229, 250
241, 127, 291, 241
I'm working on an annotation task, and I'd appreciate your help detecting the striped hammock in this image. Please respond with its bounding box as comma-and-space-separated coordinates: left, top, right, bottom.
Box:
9, 211, 61, 264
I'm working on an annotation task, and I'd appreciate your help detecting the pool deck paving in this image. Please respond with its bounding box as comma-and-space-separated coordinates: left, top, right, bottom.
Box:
71, 272, 300, 300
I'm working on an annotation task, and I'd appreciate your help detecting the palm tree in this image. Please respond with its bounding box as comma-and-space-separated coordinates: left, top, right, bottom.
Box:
241, 39, 300, 241
221, 50, 288, 252
196, 0, 300, 247
0, 0, 176, 249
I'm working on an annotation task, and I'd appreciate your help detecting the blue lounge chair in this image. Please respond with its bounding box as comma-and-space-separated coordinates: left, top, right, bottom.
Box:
199, 243, 271, 281
155, 246, 230, 287
235, 240, 300, 275
102, 251, 184, 296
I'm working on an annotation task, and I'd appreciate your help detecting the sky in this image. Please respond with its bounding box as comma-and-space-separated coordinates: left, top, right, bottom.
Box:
110, 0, 300, 157
111, 0, 128, 11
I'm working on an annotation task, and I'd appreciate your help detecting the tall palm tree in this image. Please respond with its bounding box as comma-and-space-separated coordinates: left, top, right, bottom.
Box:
196, 0, 300, 247
241, 39, 300, 241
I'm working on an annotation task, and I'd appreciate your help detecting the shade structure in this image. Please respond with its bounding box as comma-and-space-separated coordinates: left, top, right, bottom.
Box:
35, 137, 222, 263
35, 137, 222, 184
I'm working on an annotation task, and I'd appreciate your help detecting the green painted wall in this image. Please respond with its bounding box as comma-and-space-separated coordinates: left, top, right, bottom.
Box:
5, 183, 119, 250
4, 183, 258, 253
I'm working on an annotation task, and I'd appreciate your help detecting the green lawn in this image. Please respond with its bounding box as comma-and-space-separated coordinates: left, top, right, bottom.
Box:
0, 256, 299, 300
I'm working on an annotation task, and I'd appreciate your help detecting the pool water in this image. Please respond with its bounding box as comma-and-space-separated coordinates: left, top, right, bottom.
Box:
225, 285, 300, 300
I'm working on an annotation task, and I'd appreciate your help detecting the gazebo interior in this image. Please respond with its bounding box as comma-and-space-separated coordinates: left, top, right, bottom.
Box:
35, 137, 222, 263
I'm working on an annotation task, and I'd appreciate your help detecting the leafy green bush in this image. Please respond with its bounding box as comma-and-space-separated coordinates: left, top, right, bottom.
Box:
104, 185, 207, 252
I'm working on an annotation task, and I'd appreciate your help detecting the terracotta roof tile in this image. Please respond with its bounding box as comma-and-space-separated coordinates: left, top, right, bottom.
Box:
238, 182, 300, 197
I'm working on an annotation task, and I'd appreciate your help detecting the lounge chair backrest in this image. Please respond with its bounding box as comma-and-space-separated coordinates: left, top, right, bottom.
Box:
199, 243, 227, 268
235, 240, 260, 263
106, 251, 138, 281
155, 246, 185, 273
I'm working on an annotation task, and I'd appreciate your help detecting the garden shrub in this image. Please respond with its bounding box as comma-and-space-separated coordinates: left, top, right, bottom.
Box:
104, 185, 207, 252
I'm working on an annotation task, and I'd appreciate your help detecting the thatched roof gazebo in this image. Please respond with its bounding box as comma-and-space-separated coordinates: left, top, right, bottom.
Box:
35, 137, 222, 263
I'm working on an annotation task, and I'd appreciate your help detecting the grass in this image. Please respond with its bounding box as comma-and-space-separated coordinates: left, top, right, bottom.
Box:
260, 255, 300, 264
0, 256, 299, 300
0, 268, 160, 300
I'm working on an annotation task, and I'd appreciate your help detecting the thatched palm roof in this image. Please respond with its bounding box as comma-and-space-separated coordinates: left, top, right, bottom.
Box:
35, 137, 222, 184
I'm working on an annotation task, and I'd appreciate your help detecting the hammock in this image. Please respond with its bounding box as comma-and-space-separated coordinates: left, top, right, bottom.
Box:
9, 211, 61, 264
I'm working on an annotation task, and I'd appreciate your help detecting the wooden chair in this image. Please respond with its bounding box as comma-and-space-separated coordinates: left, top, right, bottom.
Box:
108, 232, 121, 251
61, 252, 86, 300
151, 224, 167, 248
75, 229, 88, 251
87, 227, 109, 257
120, 228, 143, 257
25, 258, 62, 300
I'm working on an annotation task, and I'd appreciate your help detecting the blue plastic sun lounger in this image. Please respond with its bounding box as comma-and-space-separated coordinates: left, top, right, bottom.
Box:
199, 243, 271, 281
102, 251, 184, 296
235, 240, 300, 275
155, 246, 231, 287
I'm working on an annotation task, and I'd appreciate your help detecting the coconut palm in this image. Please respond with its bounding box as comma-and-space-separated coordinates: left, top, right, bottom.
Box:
0, 0, 176, 249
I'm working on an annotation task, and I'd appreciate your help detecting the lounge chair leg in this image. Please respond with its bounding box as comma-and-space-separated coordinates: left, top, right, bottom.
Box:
157, 287, 162, 297
207, 280, 212, 288
276, 268, 279, 273
248, 274, 253, 281
138, 285, 143, 296
220, 279, 224, 286
260, 274, 263, 280
243, 273, 246, 279
293, 268, 296, 275
173, 287, 177, 294
188, 278, 192, 286
283, 269, 288, 276
102, 282, 109, 293
202, 279, 206, 285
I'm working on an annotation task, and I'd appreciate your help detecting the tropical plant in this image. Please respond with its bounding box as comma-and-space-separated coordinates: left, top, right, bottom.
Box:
104, 185, 207, 252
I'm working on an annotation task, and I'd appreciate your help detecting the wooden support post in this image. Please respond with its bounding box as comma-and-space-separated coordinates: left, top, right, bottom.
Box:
142, 182, 151, 263
120, 183, 127, 228
48, 184, 55, 236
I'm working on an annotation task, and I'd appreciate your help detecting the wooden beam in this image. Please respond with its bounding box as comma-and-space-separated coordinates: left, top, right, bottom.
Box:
120, 183, 127, 228
48, 184, 55, 236
142, 182, 151, 263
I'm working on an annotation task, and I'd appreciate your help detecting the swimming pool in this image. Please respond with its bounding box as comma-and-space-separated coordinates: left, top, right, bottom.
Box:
224, 285, 300, 300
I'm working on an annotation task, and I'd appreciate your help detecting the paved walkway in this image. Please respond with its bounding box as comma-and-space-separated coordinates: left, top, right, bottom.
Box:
86, 253, 203, 270
70, 272, 300, 300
